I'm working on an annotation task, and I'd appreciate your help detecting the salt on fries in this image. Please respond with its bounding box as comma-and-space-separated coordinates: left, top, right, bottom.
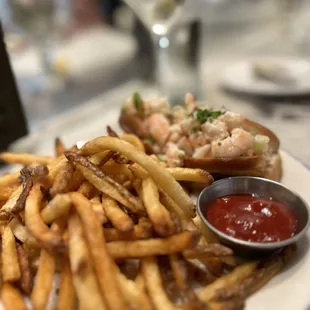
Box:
0, 134, 295, 310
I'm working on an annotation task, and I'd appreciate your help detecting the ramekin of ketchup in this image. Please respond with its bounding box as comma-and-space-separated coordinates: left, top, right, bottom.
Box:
197, 177, 310, 251
204, 194, 297, 243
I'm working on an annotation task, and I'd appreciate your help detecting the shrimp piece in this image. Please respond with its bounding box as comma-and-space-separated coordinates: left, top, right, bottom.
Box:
168, 124, 182, 141
144, 97, 169, 116
218, 111, 245, 131
177, 137, 194, 156
184, 93, 198, 113
211, 128, 254, 158
201, 120, 228, 141
145, 113, 170, 147
171, 105, 186, 123
193, 144, 211, 158
164, 143, 184, 167
189, 132, 207, 149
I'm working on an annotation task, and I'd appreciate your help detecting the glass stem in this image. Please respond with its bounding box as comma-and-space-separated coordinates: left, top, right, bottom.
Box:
152, 33, 170, 96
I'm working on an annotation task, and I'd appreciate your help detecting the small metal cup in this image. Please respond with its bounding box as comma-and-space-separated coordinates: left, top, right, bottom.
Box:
197, 177, 310, 254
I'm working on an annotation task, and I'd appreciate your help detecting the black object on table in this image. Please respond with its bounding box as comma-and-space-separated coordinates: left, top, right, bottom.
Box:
0, 22, 28, 154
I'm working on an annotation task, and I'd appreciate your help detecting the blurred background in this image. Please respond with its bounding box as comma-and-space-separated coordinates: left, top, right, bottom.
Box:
1, 0, 310, 163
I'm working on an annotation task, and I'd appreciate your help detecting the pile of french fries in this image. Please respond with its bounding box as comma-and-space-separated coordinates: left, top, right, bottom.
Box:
0, 131, 295, 310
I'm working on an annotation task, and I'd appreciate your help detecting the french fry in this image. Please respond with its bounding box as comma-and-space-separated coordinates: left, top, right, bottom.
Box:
0, 187, 15, 201
0, 171, 20, 189
100, 163, 133, 184
91, 201, 108, 225
57, 257, 75, 310
90, 150, 114, 166
31, 220, 65, 310
120, 133, 145, 152
101, 196, 134, 232
183, 244, 234, 259
193, 215, 220, 244
41, 194, 72, 224
77, 180, 97, 199
66, 152, 143, 213
104, 217, 153, 242
70, 192, 127, 310
106, 231, 200, 259
141, 256, 177, 310
142, 177, 176, 237
16, 243, 33, 295
166, 168, 214, 185
80, 137, 195, 218
197, 261, 259, 303
1, 283, 26, 310
9, 218, 39, 248
50, 162, 75, 196
117, 271, 152, 310
129, 163, 148, 180
0, 186, 23, 220
55, 137, 66, 157
68, 213, 106, 310
169, 254, 206, 308
0, 152, 53, 165
2, 226, 21, 282
25, 184, 65, 252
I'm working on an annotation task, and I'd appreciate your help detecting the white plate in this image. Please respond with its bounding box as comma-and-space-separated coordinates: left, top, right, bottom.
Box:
5, 81, 310, 310
220, 57, 310, 97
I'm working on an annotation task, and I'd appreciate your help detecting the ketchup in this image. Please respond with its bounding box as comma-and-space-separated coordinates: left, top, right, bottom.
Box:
205, 195, 297, 243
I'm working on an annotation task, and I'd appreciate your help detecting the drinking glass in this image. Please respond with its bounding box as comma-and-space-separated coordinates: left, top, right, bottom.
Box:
124, 0, 189, 101
8, 0, 67, 91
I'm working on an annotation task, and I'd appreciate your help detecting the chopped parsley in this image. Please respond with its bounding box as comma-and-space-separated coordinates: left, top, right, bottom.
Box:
192, 109, 224, 124
132, 92, 144, 111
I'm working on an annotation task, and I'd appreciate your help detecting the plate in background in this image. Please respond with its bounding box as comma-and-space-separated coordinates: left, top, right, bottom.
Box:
220, 57, 310, 97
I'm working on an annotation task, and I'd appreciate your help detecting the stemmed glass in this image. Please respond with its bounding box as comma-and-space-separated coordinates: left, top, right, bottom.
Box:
123, 0, 186, 99
8, 0, 69, 91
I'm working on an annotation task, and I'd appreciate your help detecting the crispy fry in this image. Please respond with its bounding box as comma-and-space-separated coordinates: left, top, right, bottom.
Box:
0, 186, 23, 220
101, 196, 134, 232
169, 254, 206, 309
142, 177, 176, 236
193, 215, 220, 244
50, 162, 75, 196
197, 261, 259, 303
16, 243, 33, 295
55, 137, 66, 157
0, 171, 20, 188
117, 270, 152, 310
142, 256, 177, 310
91, 201, 108, 225
41, 194, 72, 224
31, 221, 64, 310
2, 226, 21, 282
77, 180, 97, 199
9, 218, 39, 248
0, 152, 53, 165
107, 125, 119, 138
183, 244, 233, 259
1, 283, 26, 310
104, 217, 153, 242
0, 187, 15, 201
25, 184, 65, 252
80, 137, 195, 218
70, 192, 126, 310
66, 152, 143, 213
100, 162, 133, 183
90, 150, 114, 166
57, 257, 75, 310
129, 163, 148, 180
68, 213, 105, 310
120, 133, 145, 152
106, 231, 200, 259
167, 168, 214, 185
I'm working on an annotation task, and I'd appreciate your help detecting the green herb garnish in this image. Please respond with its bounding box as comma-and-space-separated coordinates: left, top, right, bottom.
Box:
193, 109, 224, 124
145, 137, 156, 145
133, 92, 144, 111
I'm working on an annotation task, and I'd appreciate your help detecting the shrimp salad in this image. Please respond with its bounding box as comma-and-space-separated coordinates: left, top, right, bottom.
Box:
121, 92, 271, 168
